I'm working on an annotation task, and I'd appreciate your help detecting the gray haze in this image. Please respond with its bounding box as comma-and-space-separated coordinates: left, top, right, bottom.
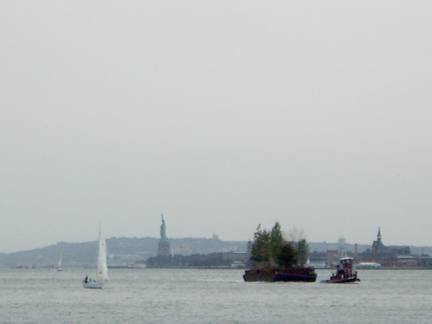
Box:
1, 1, 431, 252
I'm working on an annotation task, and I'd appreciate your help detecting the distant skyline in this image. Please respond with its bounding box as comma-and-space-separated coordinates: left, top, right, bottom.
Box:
1, 225, 429, 255
1, 1, 431, 252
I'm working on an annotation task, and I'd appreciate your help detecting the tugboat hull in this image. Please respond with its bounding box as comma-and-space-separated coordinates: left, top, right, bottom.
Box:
323, 277, 360, 283
323, 276, 360, 284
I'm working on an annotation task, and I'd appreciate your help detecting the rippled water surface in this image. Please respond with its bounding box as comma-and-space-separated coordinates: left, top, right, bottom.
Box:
0, 268, 431, 323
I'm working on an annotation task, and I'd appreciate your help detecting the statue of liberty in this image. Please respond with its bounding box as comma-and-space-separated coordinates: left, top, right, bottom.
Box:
160, 214, 167, 241
158, 214, 171, 256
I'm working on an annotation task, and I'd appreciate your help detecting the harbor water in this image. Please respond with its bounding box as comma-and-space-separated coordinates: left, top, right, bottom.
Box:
0, 268, 431, 323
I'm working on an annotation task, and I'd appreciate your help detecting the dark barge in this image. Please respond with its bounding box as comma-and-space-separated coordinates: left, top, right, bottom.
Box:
243, 267, 317, 282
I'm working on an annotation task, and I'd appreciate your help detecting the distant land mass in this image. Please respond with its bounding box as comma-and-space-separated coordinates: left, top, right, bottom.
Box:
0, 237, 431, 268
0, 237, 247, 268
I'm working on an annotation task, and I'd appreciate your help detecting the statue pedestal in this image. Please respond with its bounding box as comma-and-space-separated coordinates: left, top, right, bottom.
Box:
158, 240, 171, 257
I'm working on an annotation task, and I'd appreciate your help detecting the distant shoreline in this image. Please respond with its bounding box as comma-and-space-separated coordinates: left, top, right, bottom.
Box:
113, 266, 432, 271
6, 265, 432, 270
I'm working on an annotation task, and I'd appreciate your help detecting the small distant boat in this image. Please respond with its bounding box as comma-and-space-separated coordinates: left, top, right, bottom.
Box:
57, 252, 63, 272
323, 257, 360, 284
356, 262, 382, 269
83, 226, 109, 289
231, 261, 246, 269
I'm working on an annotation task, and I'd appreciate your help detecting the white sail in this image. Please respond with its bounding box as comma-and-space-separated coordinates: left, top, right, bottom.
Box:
57, 253, 63, 269
96, 228, 109, 281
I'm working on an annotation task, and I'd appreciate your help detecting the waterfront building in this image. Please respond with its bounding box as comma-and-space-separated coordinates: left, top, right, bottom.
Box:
361, 227, 412, 266
371, 227, 385, 258
326, 250, 339, 267
338, 237, 347, 258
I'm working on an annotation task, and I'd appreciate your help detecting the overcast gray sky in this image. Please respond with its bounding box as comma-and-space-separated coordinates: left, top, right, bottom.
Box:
1, 0, 431, 252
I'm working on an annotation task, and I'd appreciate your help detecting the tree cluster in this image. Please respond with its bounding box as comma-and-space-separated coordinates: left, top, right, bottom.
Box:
250, 222, 309, 269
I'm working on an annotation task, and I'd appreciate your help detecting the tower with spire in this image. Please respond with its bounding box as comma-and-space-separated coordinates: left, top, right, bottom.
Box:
371, 227, 385, 259
377, 227, 382, 244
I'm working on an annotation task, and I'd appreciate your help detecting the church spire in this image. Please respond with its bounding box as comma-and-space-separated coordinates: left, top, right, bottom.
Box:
377, 227, 382, 242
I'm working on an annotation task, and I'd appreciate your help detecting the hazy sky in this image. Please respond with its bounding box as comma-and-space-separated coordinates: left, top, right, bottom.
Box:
1, 0, 431, 252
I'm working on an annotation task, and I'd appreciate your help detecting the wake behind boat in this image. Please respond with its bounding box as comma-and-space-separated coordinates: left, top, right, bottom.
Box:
83, 226, 109, 289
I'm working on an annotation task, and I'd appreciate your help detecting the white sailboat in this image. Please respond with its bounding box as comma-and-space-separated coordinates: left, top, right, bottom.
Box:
57, 252, 63, 272
83, 226, 109, 289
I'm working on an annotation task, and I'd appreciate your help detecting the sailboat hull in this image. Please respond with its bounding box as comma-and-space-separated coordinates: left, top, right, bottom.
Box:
83, 281, 103, 289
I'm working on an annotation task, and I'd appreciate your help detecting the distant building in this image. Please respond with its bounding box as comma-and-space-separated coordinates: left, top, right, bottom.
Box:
371, 227, 385, 258
157, 214, 171, 257
338, 237, 347, 258
360, 227, 412, 266
396, 255, 418, 267
326, 250, 339, 267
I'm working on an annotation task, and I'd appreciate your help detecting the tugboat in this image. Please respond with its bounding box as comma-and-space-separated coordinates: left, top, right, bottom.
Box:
323, 257, 360, 284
